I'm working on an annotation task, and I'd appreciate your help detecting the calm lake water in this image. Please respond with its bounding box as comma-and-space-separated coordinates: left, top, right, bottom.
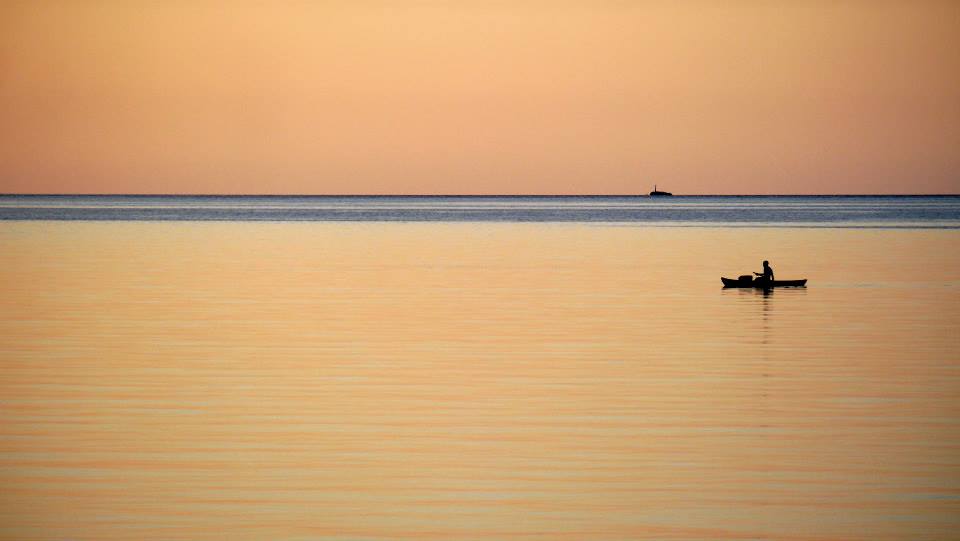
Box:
1, 196, 959, 540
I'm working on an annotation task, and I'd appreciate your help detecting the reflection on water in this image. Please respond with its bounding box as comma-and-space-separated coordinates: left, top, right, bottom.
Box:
1, 222, 958, 540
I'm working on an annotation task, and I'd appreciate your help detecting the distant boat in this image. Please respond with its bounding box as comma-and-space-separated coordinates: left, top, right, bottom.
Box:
649, 185, 672, 196
721, 276, 807, 288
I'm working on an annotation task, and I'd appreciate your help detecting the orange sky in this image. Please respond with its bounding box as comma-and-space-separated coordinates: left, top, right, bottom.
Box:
1, 1, 958, 195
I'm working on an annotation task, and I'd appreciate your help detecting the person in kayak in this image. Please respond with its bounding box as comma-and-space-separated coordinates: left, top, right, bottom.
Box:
754, 260, 774, 283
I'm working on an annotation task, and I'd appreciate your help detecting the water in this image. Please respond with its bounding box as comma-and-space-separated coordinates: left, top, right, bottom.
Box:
1, 194, 959, 227
1, 197, 959, 540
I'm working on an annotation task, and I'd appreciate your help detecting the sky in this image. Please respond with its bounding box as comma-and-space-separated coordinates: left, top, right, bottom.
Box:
0, 1, 958, 195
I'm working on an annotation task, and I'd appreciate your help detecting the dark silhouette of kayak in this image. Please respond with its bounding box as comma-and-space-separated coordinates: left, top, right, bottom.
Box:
722, 276, 807, 288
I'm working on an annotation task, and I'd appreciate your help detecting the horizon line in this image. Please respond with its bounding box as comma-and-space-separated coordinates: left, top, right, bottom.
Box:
1, 193, 958, 198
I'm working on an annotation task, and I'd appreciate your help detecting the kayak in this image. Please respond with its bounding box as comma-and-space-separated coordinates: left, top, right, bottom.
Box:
722, 277, 807, 288
722, 276, 807, 288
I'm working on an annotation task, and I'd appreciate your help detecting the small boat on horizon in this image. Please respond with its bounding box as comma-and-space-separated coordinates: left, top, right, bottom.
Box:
649, 185, 672, 196
721, 275, 807, 288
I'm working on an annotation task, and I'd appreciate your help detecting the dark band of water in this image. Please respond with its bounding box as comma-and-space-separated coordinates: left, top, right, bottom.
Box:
1, 195, 958, 227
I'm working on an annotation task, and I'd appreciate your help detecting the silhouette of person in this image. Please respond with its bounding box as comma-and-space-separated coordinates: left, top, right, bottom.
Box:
755, 260, 774, 283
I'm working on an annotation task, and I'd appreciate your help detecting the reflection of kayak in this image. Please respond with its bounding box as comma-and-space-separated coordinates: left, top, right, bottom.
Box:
722, 276, 807, 288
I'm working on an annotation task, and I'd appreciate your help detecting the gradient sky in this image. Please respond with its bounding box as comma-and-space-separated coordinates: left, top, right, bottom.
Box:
1, 1, 958, 195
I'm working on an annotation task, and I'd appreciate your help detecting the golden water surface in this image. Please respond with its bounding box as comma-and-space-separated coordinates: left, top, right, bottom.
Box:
1, 222, 959, 540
